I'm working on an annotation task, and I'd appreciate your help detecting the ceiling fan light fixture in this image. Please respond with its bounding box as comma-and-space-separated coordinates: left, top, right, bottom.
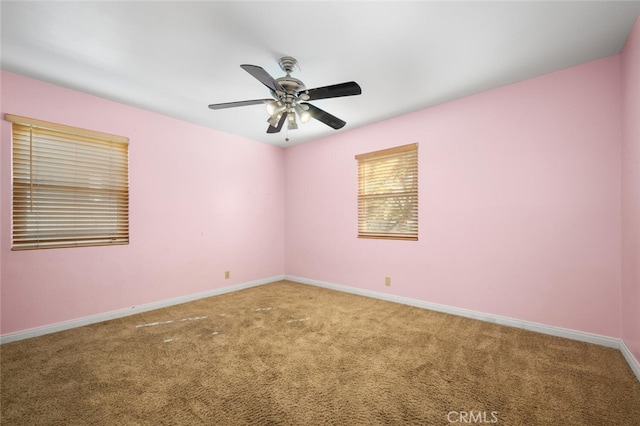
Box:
287, 112, 298, 130
267, 112, 283, 127
294, 104, 311, 123
266, 100, 284, 115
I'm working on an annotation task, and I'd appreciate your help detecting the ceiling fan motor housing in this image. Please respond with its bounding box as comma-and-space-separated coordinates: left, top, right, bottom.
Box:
275, 76, 306, 95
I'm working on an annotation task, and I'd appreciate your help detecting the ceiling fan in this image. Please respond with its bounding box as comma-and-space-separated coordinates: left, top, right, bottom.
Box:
208, 56, 362, 137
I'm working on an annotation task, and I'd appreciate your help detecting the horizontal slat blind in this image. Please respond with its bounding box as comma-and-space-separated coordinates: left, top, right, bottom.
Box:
356, 143, 418, 240
7, 114, 129, 250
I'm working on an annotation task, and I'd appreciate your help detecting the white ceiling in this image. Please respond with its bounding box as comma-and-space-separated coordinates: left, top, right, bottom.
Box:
2, 1, 640, 147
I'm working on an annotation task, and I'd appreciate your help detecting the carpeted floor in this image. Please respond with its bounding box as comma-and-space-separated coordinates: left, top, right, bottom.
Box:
1, 280, 639, 425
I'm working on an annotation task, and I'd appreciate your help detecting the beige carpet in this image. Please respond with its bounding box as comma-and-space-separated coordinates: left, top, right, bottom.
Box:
1, 280, 639, 425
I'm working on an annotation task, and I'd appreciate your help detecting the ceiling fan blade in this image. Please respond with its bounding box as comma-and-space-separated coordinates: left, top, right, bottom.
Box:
301, 103, 346, 129
241, 64, 285, 93
267, 111, 288, 133
208, 98, 273, 110
305, 81, 361, 101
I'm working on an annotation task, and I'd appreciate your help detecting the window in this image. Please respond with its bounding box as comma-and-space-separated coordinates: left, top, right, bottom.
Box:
7, 114, 129, 250
356, 143, 418, 240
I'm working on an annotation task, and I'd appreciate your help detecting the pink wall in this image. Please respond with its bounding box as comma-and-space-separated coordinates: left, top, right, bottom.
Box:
622, 16, 640, 363
0, 71, 285, 335
0, 50, 630, 343
285, 56, 622, 337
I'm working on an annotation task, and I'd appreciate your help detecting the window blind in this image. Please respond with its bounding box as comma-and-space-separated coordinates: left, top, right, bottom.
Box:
6, 114, 129, 250
356, 143, 418, 241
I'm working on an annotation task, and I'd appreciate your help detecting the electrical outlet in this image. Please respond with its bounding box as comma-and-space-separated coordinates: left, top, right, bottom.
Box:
385, 277, 391, 286
225, 271, 230, 279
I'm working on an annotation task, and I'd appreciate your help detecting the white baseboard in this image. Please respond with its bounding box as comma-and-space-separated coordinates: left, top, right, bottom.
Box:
0, 275, 285, 345
620, 340, 640, 383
